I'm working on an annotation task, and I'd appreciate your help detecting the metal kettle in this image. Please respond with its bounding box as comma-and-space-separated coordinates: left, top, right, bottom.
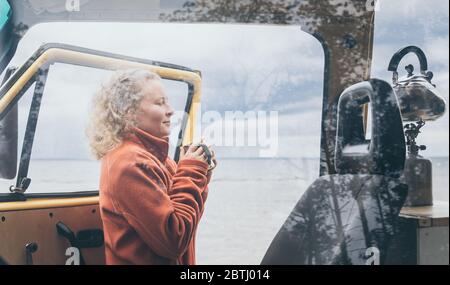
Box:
388, 46, 446, 122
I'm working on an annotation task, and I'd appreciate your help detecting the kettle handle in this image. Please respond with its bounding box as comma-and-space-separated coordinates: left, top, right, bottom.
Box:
388, 46, 428, 75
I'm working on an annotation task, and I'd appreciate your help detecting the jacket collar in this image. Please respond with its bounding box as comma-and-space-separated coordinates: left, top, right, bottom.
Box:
126, 127, 169, 163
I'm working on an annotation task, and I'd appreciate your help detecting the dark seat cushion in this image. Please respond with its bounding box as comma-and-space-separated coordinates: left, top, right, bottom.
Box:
261, 174, 408, 265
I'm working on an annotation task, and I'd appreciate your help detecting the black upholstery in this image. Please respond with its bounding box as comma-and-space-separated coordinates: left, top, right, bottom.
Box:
262, 79, 408, 265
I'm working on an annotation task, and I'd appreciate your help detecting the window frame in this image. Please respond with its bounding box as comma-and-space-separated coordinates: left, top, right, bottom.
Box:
0, 43, 202, 198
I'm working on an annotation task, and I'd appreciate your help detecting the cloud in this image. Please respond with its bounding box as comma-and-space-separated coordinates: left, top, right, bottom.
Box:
5, 22, 326, 160
2, 0, 448, 160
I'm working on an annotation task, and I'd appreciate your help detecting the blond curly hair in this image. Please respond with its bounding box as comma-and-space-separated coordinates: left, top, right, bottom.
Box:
86, 69, 161, 160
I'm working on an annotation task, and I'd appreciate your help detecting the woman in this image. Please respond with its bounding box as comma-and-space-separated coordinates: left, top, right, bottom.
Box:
86, 69, 215, 265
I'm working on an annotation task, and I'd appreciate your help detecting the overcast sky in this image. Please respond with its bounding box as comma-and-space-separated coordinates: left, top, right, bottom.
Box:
2, 0, 449, 160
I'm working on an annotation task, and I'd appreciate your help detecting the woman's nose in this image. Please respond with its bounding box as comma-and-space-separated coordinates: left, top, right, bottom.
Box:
167, 105, 175, 117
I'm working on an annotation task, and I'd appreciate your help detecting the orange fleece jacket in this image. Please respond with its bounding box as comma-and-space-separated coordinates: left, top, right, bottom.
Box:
99, 127, 210, 265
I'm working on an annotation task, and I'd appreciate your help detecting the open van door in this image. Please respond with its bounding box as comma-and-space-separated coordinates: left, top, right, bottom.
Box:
0, 43, 202, 264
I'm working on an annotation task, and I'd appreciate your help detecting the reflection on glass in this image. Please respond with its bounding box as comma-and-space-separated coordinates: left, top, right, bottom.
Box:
262, 174, 408, 265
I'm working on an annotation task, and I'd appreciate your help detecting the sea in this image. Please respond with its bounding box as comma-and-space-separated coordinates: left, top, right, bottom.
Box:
1, 157, 448, 264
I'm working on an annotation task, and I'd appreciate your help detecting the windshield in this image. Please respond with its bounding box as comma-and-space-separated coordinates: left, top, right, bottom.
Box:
0, 22, 324, 264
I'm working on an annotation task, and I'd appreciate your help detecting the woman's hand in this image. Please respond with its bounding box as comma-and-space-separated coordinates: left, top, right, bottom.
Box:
180, 144, 217, 171
180, 144, 207, 163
